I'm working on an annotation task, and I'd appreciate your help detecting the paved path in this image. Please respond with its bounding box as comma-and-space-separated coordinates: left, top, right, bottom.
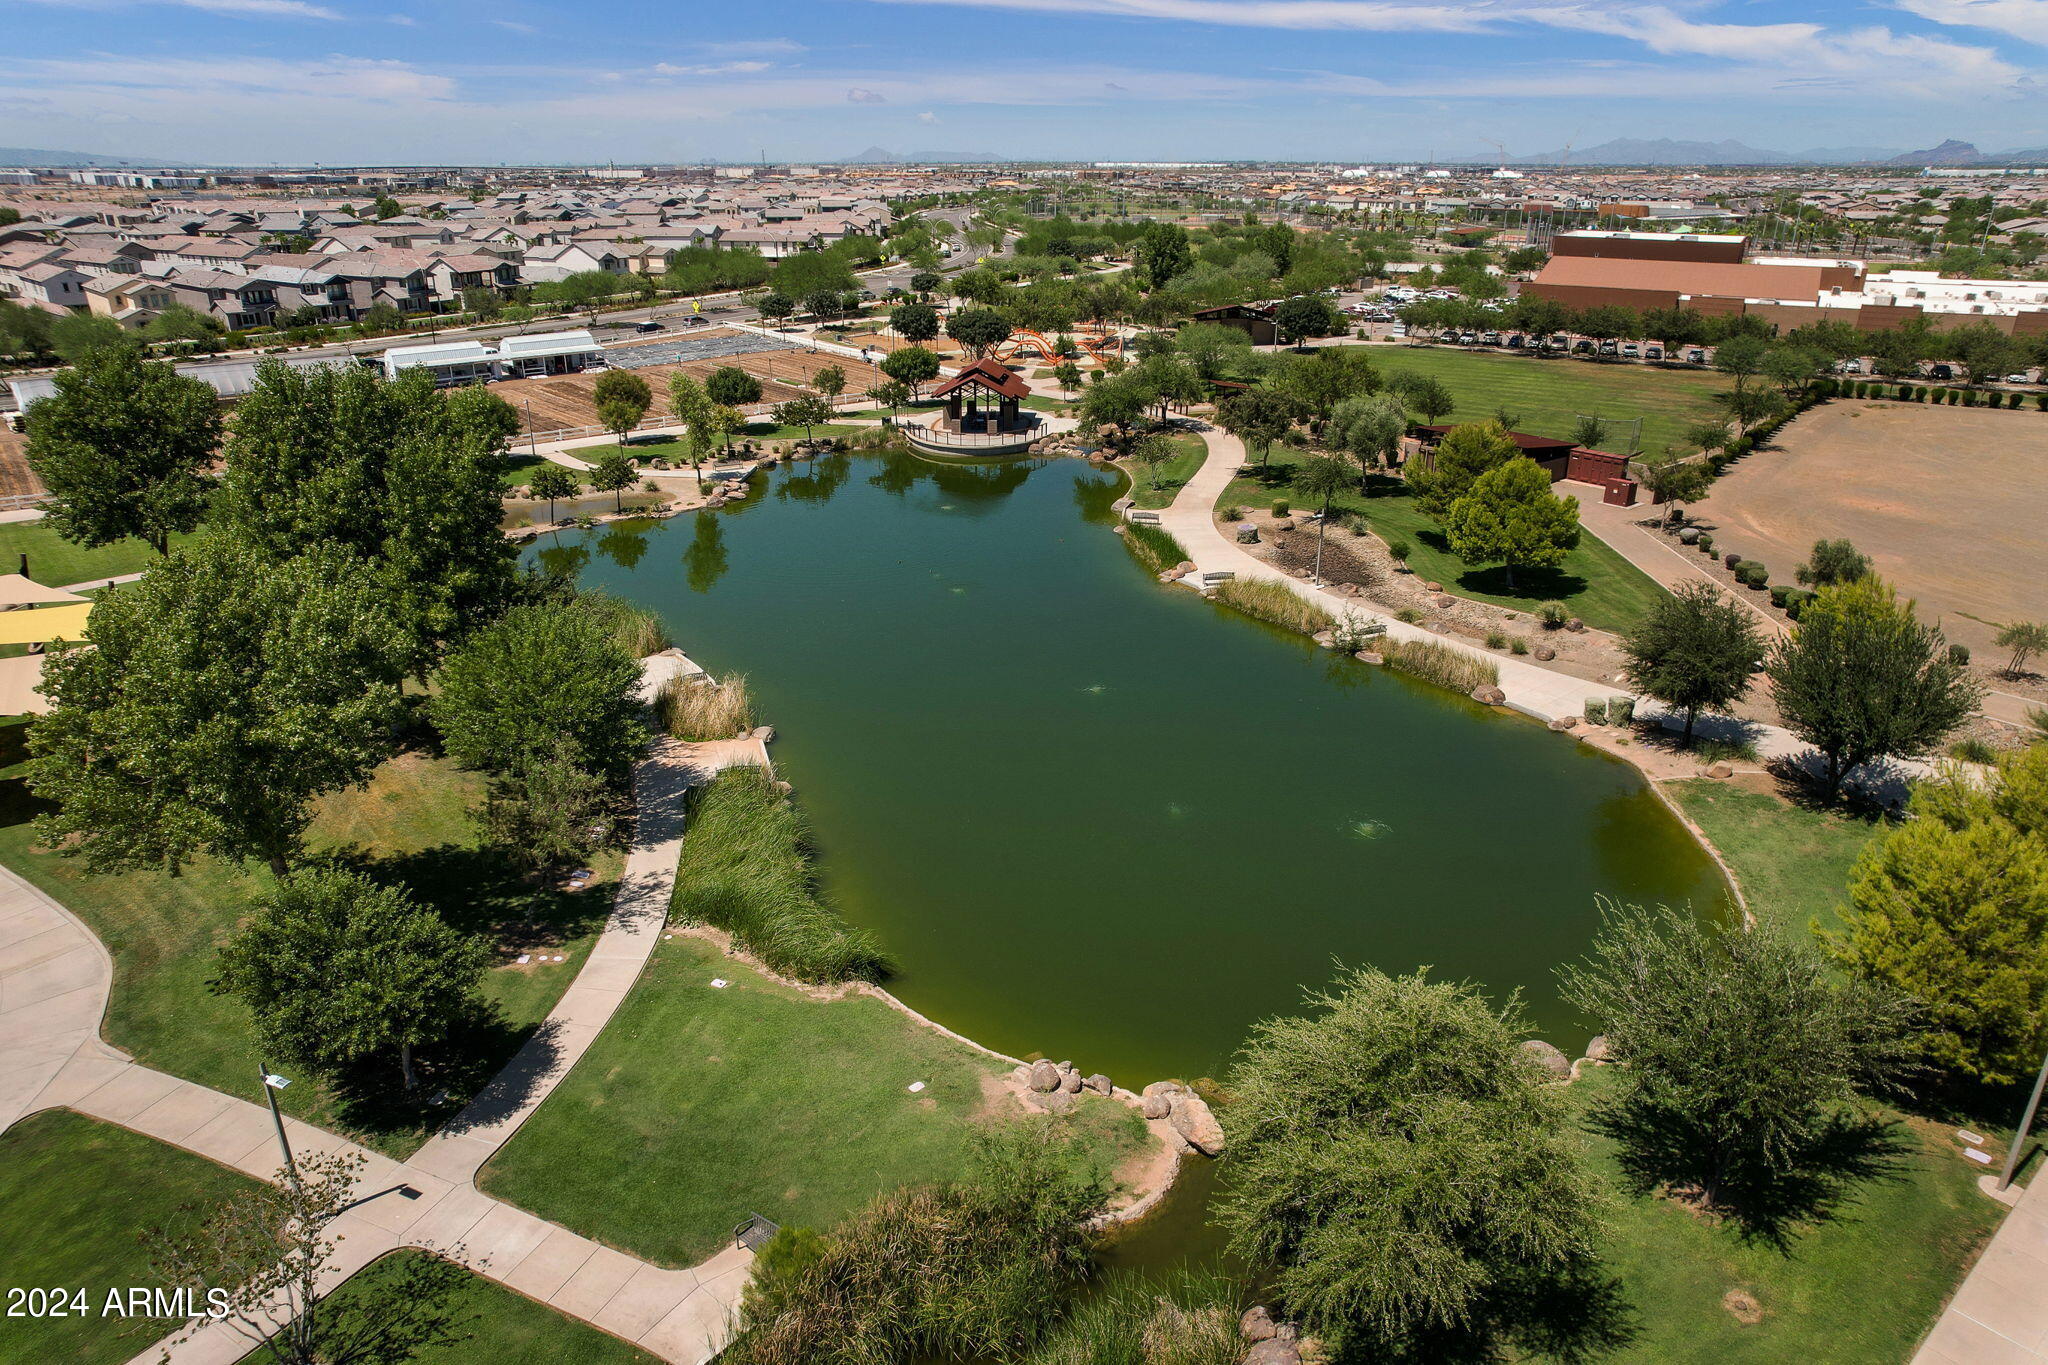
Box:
0, 656, 767, 1365
1559, 485, 1786, 637
1155, 425, 1925, 791
1915, 1176, 2048, 1364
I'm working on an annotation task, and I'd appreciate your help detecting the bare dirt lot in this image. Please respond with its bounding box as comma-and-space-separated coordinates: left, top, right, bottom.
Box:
0, 421, 43, 500
1692, 400, 2048, 657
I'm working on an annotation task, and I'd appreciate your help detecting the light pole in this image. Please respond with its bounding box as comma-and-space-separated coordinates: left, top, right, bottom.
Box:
257, 1061, 301, 1190
1998, 1044, 2048, 1193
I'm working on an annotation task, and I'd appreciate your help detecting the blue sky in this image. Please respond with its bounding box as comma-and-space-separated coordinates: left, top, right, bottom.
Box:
6, 0, 2048, 164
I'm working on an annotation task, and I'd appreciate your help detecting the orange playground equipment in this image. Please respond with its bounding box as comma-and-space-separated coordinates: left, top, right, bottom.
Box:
996, 326, 1124, 368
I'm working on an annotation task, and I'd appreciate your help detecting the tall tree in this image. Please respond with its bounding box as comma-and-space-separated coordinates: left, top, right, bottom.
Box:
705, 365, 763, 408
879, 345, 941, 399
1562, 902, 1916, 1223
1632, 449, 1714, 524
1325, 393, 1408, 478
773, 395, 835, 446
1829, 747, 2048, 1086
1766, 577, 1982, 796
944, 306, 1012, 359
591, 368, 651, 443
1272, 294, 1343, 349
889, 301, 940, 343
1442, 458, 1581, 588
216, 867, 492, 1089
527, 463, 578, 520
1293, 453, 1355, 585
1219, 967, 1602, 1360
1407, 420, 1517, 519
1214, 385, 1296, 466
810, 363, 846, 405
1621, 581, 1766, 744
587, 448, 638, 511
431, 596, 648, 790
1132, 220, 1193, 289
28, 536, 404, 880
25, 345, 220, 557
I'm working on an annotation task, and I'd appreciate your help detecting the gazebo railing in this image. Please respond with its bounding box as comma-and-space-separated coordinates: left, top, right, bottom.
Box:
902, 419, 1044, 449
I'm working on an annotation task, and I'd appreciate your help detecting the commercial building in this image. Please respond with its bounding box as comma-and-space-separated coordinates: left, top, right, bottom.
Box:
1524, 230, 2048, 336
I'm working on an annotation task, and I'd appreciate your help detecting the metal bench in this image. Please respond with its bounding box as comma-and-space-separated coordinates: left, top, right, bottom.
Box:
733, 1213, 781, 1253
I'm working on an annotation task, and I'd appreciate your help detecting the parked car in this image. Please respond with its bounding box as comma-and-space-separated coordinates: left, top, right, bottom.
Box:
1549, 333, 1570, 350
1621, 342, 1640, 359
1389, 325, 1408, 338
1930, 363, 1955, 380
1598, 339, 1619, 356
1481, 331, 1502, 346
1506, 333, 1525, 349
1573, 339, 1595, 354
1685, 347, 1707, 364
2006, 372, 2033, 383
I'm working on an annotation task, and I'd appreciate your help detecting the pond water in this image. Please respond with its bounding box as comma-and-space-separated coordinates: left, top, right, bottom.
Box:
535, 450, 1728, 1088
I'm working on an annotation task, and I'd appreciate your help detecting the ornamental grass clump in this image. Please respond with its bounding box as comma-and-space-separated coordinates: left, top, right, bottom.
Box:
1124, 522, 1189, 576
1212, 578, 1335, 636
657, 673, 753, 741
1381, 638, 1499, 693
673, 766, 889, 983
574, 588, 669, 658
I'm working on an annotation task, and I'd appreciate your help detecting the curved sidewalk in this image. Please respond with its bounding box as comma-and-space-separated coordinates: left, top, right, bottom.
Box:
0, 656, 767, 1365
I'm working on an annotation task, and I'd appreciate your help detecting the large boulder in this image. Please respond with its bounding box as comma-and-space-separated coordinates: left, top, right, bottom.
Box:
1141, 1092, 1172, 1119
1167, 1091, 1226, 1156
1240, 1306, 1278, 1342
1041, 1088, 1076, 1115
1520, 1039, 1572, 1080
1058, 1069, 1084, 1095
1534, 646, 1556, 662
1243, 1341, 1302, 1365
1585, 1035, 1614, 1063
1028, 1060, 1060, 1093
1471, 685, 1506, 706
1084, 1073, 1113, 1095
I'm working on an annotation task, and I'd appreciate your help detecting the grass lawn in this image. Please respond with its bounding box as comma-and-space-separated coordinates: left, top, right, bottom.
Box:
1663, 778, 1886, 940
481, 937, 1148, 1267
502, 454, 557, 489
738, 420, 863, 443
1367, 345, 1726, 454
0, 725, 617, 1157
0, 1109, 258, 1365
0, 520, 182, 589
1125, 433, 1208, 511
238, 1250, 657, 1365
1574, 1065, 2003, 1365
1218, 449, 1672, 634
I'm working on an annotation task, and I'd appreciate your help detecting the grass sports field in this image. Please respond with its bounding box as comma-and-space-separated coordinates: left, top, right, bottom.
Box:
1365, 345, 1726, 455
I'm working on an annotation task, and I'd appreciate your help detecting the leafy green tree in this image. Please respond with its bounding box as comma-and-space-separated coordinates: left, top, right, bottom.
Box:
1325, 393, 1407, 477
0, 298, 56, 360
1633, 449, 1714, 522
1766, 577, 1982, 796
1219, 967, 1602, 1361
908, 270, 941, 297
216, 867, 492, 1089
705, 365, 762, 408
1294, 454, 1355, 585
802, 288, 842, 321
1272, 294, 1342, 348
866, 380, 912, 420
944, 305, 1012, 359
1215, 385, 1296, 466
1051, 360, 1083, 396
1406, 420, 1517, 519
480, 736, 620, 875
810, 364, 846, 404
528, 463, 578, 520
1620, 582, 1766, 745
1996, 620, 2048, 678
1078, 372, 1155, 450
1829, 746, 2048, 1085
774, 395, 835, 445
49, 313, 128, 362
431, 597, 649, 790
588, 448, 638, 511
1795, 537, 1871, 588
707, 403, 746, 455
141, 304, 223, 347
1133, 221, 1193, 290
880, 344, 942, 399
1571, 414, 1608, 450
24, 345, 219, 556
1443, 458, 1581, 588
890, 301, 940, 343
1405, 374, 1455, 426
756, 291, 795, 326
591, 368, 651, 443
28, 536, 404, 880
1562, 902, 1916, 1223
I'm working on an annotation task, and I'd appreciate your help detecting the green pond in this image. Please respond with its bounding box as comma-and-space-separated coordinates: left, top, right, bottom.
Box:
536, 449, 1728, 1088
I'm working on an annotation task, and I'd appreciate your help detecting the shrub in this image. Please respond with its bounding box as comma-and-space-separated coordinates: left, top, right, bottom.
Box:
1723, 552, 1742, 570
1485, 631, 1509, 650
1948, 642, 1972, 667
1271, 499, 1290, 517
1381, 638, 1499, 693
1123, 522, 1189, 576
1331, 611, 1388, 652
1385, 537, 1411, 566
1769, 585, 1794, 608
1346, 513, 1371, 536
1734, 560, 1767, 586
1212, 577, 1335, 636
1783, 589, 1811, 621
2036, 393, 2048, 411
657, 672, 753, 741
1220, 505, 1242, 522
1536, 601, 1570, 629
672, 766, 890, 983
1026, 1270, 1243, 1365
1510, 637, 1530, 655
573, 589, 669, 658
1608, 695, 1636, 725
1949, 737, 1997, 763
1396, 607, 1425, 624
1585, 697, 1610, 725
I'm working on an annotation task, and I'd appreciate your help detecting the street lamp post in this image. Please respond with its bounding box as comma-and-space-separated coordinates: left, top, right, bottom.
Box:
1998, 1044, 2048, 1193
257, 1061, 301, 1189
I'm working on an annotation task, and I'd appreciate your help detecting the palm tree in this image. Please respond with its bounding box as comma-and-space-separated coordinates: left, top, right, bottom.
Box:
1294, 455, 1356, 587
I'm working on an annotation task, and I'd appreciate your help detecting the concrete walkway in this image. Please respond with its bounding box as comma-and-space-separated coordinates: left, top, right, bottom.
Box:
1559, 485, 1785, 637
1154, 425, 1927, 791
1915, 1177, 2048, 1364
0, 656, 767, 1365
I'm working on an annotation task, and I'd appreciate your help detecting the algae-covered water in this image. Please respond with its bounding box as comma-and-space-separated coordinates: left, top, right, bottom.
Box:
538, 450, 1726, 1088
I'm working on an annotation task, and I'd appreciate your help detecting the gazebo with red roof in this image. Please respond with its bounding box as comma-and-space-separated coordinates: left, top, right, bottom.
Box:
924, 358, 1037, 438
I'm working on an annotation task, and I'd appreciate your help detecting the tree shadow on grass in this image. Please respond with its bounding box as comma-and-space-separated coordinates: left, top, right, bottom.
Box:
1591, 1102, 1912, 1251
1401, 525, 1592, 603
1345, 1258, 1639, 1365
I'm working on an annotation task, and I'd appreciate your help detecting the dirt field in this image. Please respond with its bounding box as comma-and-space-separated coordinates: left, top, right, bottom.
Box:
493, 337, 891, 437
1692, 401, 2048, 656
0, 422, 41, 500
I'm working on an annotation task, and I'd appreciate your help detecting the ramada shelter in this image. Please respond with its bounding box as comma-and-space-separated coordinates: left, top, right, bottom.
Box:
1410, 425, 1641, 505
380, 329, 603, 385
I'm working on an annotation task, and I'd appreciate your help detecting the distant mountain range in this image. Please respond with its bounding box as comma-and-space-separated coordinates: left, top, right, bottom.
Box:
0, 146, 185, 168
1462, 136, 2048, 167
837, 146, 1007, 164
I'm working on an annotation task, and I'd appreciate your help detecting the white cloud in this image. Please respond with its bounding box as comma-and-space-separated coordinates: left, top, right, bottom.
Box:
847, 86, 887, 102
15, 52, 456, 99
653, 60, 774, 75
1897, 0, 2048, 46
493, 19, 537, 33
12, 0, 340, 16
917, 109, 939, 122
698, 38, 806, 55
863, 0, 1501, 33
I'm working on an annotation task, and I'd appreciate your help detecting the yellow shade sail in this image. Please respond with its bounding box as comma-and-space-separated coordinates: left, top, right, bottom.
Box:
0, 601, 92, 645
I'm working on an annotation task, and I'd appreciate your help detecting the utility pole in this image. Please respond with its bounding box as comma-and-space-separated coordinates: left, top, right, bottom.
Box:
1998, 1044, 2048, 1193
